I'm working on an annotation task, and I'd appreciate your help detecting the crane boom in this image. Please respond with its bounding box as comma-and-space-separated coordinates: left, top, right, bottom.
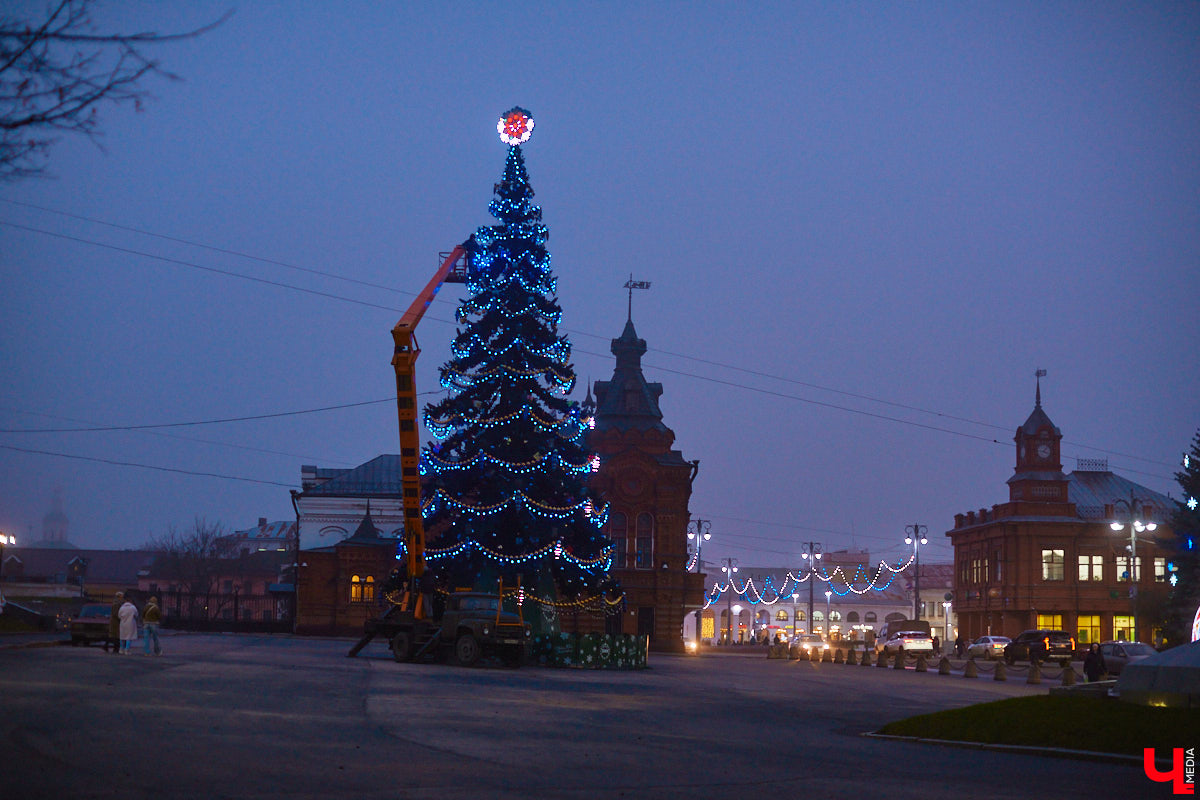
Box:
391, 245, 468, 618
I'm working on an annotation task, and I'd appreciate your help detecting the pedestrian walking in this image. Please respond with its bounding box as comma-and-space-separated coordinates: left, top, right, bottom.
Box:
1083, 642, 1107, 682
107, 592, 123, 654
142, 596, 162, 656
931, 635, 940, 656
118, 595, 139, 654
954, 633, 965, 657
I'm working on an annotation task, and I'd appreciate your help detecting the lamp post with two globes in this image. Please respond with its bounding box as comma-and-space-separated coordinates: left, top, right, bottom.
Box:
721, 558, 739, 645
904, 524, 929, 620
1109, 493, 1157, 642
687, 520, 711, 646
800, 542, 822, 636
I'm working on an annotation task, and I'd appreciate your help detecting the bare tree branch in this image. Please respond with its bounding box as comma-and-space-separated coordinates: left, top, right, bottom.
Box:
0, 0, 228, 181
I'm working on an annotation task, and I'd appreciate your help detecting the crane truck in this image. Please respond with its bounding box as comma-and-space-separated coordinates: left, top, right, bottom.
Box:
347, 246, 532, 666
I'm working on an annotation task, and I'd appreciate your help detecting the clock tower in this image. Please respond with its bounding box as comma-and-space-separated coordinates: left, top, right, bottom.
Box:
1007, 370, 1069, 504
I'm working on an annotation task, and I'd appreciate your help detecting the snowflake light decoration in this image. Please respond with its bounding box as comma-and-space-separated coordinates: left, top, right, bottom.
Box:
498, 107, 534, 145
1188, 495, 1197, 511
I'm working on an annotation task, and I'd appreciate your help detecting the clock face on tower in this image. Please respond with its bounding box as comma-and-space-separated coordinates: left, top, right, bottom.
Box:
1036, 443, 1051, 460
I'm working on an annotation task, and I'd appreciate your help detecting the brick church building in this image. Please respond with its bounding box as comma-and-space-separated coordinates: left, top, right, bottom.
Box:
946, 379, 1175, 647
587, 316, 706, 652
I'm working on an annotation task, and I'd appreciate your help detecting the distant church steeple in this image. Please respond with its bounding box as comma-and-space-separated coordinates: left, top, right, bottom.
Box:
1008, 369, 1068, 503
35, 487, 77, 549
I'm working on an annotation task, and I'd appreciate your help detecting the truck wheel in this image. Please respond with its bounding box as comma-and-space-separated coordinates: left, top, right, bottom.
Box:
455, 633, 481, 667
390, 632, 412, 663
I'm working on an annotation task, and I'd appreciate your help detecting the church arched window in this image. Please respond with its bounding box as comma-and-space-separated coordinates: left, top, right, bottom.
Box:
608, 513, 627, 569
635, 513, 653, 569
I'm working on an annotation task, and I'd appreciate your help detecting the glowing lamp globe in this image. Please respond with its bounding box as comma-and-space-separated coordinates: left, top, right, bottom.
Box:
498, 107, 534, 145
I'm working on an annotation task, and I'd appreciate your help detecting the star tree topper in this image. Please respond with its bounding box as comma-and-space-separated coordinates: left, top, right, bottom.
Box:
498, 107, 534, 145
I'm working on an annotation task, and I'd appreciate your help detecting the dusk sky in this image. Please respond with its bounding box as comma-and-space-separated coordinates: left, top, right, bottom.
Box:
2, 1, 1197, 571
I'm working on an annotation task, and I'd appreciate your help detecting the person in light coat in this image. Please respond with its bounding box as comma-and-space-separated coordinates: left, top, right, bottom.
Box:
118, 596, 139, 654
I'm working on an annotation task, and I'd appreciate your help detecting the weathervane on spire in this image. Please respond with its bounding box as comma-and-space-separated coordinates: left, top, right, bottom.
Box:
1035, 368, 1047, 407
623, 274, 651, 322
498, 107, 534, 145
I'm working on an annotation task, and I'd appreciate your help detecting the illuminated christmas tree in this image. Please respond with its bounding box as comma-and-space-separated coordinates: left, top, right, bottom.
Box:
419, 109, 615, 622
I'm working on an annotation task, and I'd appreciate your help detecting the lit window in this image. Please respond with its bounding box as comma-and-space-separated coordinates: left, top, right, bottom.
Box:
363, 575, 375, 602
1078, 555, 1103, 581
1154, 558, 1167, 583
1041, 550, 1064, 581
1077, 615, 1100, 644
1116, 556, 1142, 582
776, 609, 789, 621
350, 575, 362, 602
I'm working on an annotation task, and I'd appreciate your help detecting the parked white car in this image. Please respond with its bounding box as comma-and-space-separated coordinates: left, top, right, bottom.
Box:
879, 630, 934, 655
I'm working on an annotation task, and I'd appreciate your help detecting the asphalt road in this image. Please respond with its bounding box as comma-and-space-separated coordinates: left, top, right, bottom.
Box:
0, 634, 1152, 799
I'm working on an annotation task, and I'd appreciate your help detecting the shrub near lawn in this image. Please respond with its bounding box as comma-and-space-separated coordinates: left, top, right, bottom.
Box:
877, 695, 1198, 757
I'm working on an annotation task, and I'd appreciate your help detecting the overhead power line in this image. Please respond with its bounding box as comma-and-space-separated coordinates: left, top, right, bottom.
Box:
0, 443, 294, 488
0, 207, 1181, 474
0, 397, 395, 433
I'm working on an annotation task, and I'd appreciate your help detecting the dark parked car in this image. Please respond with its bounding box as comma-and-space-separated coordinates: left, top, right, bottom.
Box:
1004, 629, 1076, 664
68, 604, 112, 647
1098, 641, 1157, 675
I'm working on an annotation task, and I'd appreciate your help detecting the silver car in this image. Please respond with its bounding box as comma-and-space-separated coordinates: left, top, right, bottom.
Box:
1098, 641, 1157, 676
966, 635, 1011, 660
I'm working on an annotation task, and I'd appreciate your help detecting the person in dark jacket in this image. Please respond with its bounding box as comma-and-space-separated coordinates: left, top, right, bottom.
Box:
954, 633, 965, 657
1083, 642, 1107, 682
142, 596, 162, 656
106, 592, 123, 654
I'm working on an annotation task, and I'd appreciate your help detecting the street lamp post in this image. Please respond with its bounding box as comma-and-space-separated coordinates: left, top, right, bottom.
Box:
687, 520, 711, 645
801, 542, 822, 637
0, 533, 13, 580
1109, 492, 1157, 643
904, 524, 928, 620
942, 601, 951, 649
721, 558, 738, 645
791, 592, 799, 638
824, 590, 832, 637
0, 533, 14, 609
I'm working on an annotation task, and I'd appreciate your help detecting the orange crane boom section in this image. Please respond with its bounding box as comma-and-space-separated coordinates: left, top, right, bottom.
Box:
391, 245, 467, 604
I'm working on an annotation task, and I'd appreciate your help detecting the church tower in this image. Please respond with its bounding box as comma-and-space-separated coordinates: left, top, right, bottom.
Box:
588, 303, 703, 651
1007, 371, 1069, 505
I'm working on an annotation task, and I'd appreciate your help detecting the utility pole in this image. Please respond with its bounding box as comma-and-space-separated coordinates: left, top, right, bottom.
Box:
905, 524, 928, 620
801, 542, 822, 634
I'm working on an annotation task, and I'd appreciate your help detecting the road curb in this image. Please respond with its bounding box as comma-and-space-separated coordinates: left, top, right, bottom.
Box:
862, 731, 1145, 766
0, 639, 68, 650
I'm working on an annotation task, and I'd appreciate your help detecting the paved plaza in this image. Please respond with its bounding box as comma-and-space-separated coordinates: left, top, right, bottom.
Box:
0, 633, 1151, 799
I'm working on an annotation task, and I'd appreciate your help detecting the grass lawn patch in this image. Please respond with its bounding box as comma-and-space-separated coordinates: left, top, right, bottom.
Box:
877, 695, 1197, 757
